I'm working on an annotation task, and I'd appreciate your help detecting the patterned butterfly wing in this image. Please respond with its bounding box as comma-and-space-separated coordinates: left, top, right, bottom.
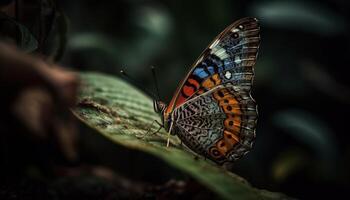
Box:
164, 17, 260, 118
172, 85, 257, 164
166, 17, 260, 164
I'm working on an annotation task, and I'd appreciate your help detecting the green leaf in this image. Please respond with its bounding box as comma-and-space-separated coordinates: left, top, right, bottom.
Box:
73, 72, 292, 200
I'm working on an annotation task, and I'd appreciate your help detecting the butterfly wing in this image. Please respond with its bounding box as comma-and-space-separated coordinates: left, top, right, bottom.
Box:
165, 17, 260, 118
172, 84, 257, 164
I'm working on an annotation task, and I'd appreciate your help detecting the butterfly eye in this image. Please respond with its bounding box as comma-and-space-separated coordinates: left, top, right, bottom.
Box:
154, 100, 167, 114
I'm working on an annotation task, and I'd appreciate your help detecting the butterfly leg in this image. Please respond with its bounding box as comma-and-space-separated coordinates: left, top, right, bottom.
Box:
143, 120, 163, 139
166, 122, 174, 147
152, 121, 163, 135
166, 131, 171, 147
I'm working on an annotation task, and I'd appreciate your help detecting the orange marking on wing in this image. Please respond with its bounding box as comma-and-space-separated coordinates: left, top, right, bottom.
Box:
225, 116, 241, 132
216, 139, 229, 155
212, 89, 243, 150
224, 116, 241, 134
224, 130, 239, 144
202, 78, 215, 89
212, 74, 221, 85
216, 130, 242, 155
231, 124, 241, 133
224, 118, 233, 128
233, 116, 241, 127
219, 97, 239, 106
202, 74, 222, 90
213, 88, 229, 100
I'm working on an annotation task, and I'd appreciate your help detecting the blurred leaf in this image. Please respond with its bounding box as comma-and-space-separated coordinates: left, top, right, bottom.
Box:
67, 6, 172, 74
255, 54, 309, 97
271, 149, 309, 183
73, 72, 292, 200
68, 33, 119, 62
272, 110, 338, 161
0, 12, 38, 52
134, 6, 172, 38
250, 0, 347, 35
44, 9, 69, 61
301, 61, 350, 103
17, 22, 38, 52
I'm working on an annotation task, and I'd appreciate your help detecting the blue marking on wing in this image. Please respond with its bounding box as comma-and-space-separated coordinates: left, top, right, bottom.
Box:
207, 66, 215, 74
193, 67, 209, 78
224, 59, 234, 69
218, 65, 225, 73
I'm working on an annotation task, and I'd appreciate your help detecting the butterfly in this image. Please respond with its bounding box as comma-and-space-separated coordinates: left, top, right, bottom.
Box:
153, 17, 260, 165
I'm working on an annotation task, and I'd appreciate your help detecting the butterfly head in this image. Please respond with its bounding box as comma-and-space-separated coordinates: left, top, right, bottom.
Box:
154, 100, 169, 128
153, 100, 167, 115
154, 100, 174, 132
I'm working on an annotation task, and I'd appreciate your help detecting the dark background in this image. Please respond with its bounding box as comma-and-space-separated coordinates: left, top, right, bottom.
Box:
1, 0, 350, 199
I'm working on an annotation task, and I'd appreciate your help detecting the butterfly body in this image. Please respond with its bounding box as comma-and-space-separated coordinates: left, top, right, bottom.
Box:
154, 17, 260, 164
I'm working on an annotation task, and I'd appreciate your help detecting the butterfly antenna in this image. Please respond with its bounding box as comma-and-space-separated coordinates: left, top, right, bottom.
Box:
150, 66, 161, 101
120, 69, 157, 99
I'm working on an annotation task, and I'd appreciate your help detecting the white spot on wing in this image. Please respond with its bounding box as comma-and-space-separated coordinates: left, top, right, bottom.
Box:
225, 71, 232, 79
234, 56, 242, 64
231, 28, 239, 33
